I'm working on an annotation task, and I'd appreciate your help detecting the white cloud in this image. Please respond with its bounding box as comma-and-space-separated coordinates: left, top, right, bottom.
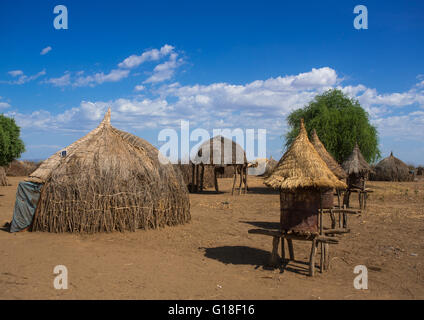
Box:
43, 44, 182, 88
40, 46, 52, 55
3, 70, 46, 85
134, 84, 145, 91
8, 70, 24, 77
10, 67, 424, 148
144, 53, 183, 83
0, 102, 11, 109
118, 44, 174, 69
43, 72, 71, 87
73, 69, 130, 87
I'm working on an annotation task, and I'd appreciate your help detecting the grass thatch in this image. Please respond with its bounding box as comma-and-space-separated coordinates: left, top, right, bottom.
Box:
193, 135, 247, 165
29, 109, 190, 233
264, 119, 346, 190
342, 143, 372, 176
0, 166, 8, 186
311, 129, 347, 179
371, 152, 412, 182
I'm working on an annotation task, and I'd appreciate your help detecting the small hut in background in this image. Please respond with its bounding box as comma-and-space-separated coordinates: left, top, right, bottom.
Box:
417, 166, 424, 176
192, 135, 248, 194
371, 152, 412, 182
311, 129, 347, 208
9, 109, 190, 233
342, 143, 372, 208
0, 167, 8, 186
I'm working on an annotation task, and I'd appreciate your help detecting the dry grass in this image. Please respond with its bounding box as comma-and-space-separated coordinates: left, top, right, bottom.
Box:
31, 110, 190, 233
311, 129, 347, 179
265, 119, 346, 190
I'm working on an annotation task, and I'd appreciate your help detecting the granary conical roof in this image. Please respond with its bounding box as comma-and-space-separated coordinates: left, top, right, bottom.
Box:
342, 142, 372, 176
264, 119, 346, 190
311, 129, 347, 179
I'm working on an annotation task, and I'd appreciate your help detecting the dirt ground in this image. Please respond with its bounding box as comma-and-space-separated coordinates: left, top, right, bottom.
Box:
0, 176, 423, 300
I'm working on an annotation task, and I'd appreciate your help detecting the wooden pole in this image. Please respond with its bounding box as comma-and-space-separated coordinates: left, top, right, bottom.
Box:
232, 165, 237, 195
200, 164, 205, 191
309, 239, 317, 277
214, 167, 219, 192
191, 162, 195, 193
238, 165, 243, 195
270, 236, 280, 267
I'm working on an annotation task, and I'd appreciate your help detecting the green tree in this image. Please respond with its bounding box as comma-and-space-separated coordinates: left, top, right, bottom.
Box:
0, 114, 25, 166
285, 89, 380, 163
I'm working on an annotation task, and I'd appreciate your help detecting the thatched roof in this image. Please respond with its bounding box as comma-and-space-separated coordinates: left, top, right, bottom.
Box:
264, 119, 346, 190
311, 129, 347, 179
193, 135, 247, 166
372, 152, 411, 182
29, 109, 190, 233
342, 143, 372, 176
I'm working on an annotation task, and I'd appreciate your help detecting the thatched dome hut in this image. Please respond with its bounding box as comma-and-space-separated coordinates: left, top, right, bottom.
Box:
265, 119, 346, 233
192, 135, 248, 193
372, 152, 411, 182
13, 109, 190, 233
342, 143, 372, 190
194, 135, 247, 166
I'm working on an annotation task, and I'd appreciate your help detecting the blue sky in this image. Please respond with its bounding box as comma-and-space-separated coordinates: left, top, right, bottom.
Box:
1, 0, 423, 164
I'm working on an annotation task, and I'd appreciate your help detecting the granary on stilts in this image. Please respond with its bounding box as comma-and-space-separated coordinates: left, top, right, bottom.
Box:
9, 109, 190, 233
342, 143, 372, 209
192, 135, 248, 194
311, 129, 347, 209
249, 119, 347, 276
371, 152, 412, 182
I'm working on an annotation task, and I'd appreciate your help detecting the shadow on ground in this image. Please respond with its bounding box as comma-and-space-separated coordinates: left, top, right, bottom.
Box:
240, 220, 280, 230
202, 245, 313, 276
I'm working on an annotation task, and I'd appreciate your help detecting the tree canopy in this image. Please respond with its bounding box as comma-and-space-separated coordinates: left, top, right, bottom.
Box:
0, 114, 25, 166
284, 89, 380, 163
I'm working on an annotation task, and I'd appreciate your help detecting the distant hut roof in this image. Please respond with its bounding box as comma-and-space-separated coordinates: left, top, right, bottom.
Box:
28, 109, 190, 233
264, 119, 346, 190
194, 135, 247, 166
311, 129, 347, 179
342, 143, 372, 176
373, 152, 411, 182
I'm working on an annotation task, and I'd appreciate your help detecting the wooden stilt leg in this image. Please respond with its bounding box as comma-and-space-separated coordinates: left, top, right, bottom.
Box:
214, 167, 219, 192
281, 237, 285, 262
320, 242, 324, 273
195, 165, 199, 193
309, 239, 317, 277
270, 236, 280, 267
330, 209, 336, 229
238, 165, 243, 195
287, 239, 295, 260
232, 165, 237, 195
200, 164, 204, 191
324, 243, 330, 270
191, 163, 195, 193
243, 165, 248, 194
